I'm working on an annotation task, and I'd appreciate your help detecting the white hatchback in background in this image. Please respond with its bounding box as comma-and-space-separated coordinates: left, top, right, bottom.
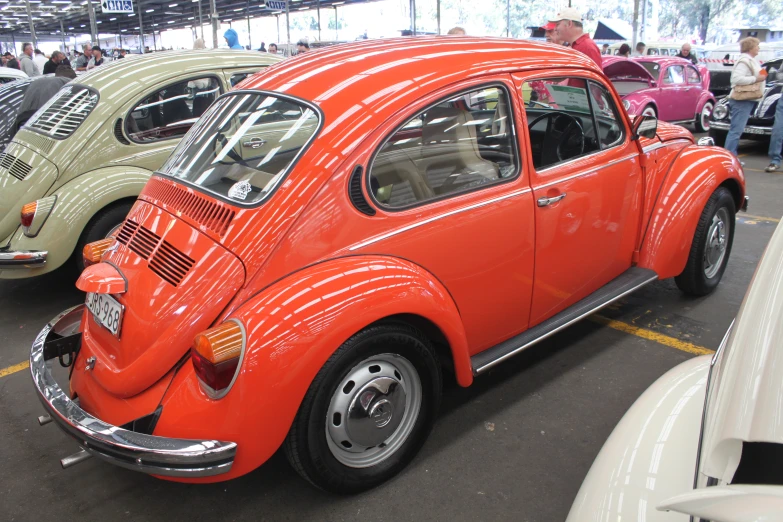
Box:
567, 219, 783, 522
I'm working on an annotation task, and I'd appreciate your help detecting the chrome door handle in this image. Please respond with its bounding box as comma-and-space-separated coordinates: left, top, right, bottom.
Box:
537, 193, 567, 207
243, 137, 267, 149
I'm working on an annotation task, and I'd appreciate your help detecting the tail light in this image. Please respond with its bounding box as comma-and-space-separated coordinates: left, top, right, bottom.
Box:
191, 320, 245, 399
20, 196, 57, 238
82, 238, 115, 267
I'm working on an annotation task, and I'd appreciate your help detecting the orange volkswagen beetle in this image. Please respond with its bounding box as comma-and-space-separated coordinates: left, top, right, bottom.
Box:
32, 37, 746, 493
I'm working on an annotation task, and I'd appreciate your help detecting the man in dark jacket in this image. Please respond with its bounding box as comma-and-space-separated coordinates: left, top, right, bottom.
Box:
42, 51, 68, 75
675, 43, 699, 65
14, 65, 76, 134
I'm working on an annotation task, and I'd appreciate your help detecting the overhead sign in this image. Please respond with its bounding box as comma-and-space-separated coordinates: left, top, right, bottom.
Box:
266, 0, 287, 10
101, 0, 133, 14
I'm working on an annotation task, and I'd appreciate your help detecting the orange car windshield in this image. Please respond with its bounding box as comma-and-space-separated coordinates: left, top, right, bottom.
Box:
159, 92, 320, 205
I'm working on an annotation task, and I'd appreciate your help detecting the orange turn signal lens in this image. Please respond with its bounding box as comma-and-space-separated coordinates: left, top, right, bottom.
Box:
20, 202, 37, 228
82, 238, 115, 267
192, 320, 245, 399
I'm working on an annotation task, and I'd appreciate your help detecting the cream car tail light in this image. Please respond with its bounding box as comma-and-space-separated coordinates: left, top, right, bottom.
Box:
191, 319, 245, 399
20, 195, 57, 238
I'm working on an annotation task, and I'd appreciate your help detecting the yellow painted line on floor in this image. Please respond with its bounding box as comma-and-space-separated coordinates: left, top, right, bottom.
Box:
740, 213, 780, 223
0, 360, 29, 379
744, 168, 773, 174
591, 315, 715, 356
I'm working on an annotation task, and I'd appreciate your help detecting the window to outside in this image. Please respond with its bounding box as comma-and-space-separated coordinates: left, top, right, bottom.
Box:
126, 77, 221, 143
588, 81, 624, 149
369, 86, 518, 209
686, 66, 701, 84
230, 73, 251, 87
159, 92, 319, 205
664, 65, 685, 84
521, 77, 601, 169
639, 62, 660, 78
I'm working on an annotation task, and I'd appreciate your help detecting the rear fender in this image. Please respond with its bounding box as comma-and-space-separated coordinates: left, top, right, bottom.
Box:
0, 167, 150, 278
695, 92, 717, 117
637, 146, 745, 279
153, 255, 471, 482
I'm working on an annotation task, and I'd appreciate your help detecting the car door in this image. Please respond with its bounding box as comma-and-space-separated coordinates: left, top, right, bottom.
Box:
514, 72, 642, 326
683, 65, 703, 119
660, 65, 689, 121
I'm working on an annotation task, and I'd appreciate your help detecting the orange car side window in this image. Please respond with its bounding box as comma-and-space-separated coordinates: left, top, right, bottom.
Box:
369, 86, 519, 209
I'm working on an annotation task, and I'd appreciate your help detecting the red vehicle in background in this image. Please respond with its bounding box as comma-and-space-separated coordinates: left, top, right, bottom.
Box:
603, 56, 716, 132
32, 37, 746, 493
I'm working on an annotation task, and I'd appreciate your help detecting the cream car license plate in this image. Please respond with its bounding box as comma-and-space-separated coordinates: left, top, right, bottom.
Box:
86, 292, 123, 337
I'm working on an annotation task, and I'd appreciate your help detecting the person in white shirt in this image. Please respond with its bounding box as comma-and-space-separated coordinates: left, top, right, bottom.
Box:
724, 37, 766, 157
33, 49, 47, 72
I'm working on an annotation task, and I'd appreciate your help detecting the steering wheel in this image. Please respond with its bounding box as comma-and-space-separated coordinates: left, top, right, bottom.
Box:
527, 112, 586, 166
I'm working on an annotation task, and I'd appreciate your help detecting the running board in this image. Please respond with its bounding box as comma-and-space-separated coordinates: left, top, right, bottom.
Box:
471, 267, 658, 375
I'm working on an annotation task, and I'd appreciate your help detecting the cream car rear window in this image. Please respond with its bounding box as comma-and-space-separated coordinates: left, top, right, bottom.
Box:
158, 92, 320, 205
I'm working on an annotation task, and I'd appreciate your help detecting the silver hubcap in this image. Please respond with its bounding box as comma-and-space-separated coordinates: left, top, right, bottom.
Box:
326, 353, 422, 468
701, 103, 713, 130
703, 208, 729, 279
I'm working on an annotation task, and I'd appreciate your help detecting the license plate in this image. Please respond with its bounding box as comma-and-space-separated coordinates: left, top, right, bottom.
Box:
744, 127, 767, 135
86, 292, 124, 337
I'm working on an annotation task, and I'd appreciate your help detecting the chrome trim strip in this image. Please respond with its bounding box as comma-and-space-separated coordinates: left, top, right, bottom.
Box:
31, 305, 237, 478
348, 188, 532, 251
0, 250, 47, 268
692, 320, 734, 489
709, 121, 773, 136
472, 272, 658, 375
535, 153, 638, 191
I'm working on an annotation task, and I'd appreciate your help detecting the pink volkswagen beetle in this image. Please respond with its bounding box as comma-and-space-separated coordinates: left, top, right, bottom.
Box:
603, 56, 715, 132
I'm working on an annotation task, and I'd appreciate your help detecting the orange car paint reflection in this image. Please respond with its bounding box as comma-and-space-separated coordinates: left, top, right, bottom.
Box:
66, 37, 745, 483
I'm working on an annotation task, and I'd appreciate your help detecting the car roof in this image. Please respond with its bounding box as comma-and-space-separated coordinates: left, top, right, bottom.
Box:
242, 36, 601, 117
634, 56, 699, 67
75, 49, 281, 92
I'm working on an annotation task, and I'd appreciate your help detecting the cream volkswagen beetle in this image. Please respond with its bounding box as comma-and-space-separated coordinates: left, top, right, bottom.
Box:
567, 220, 783, 521
0, 50, 280, 277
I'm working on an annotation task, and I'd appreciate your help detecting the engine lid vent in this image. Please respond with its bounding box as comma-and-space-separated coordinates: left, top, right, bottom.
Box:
114, 219, 193, 286
0, 152, 33, 181
140, 177, 235, 237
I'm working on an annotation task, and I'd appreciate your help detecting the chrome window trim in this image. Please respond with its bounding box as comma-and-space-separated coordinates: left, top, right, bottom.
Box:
534, 153, 638, 190
366, 82, 523, 212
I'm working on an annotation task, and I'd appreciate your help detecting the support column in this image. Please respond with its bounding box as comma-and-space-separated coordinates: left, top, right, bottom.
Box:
197, 0, 203, 39
246, 0, 251, 49
151, 18, 157, 50
631, 0, 639, 51
24, 0, 37, 49
640, 0, 647, 43
333, 6, 337, 40
436, 0, 440, 34
285, 0, 289, 45
138, 0, 145, 52
317, 0, 320, 41
506, 0, 510, 37
276, 14, 279, 44
60, 19, 67, 51
409, 0, 415, 35
210, 0, 218, 48
86, 0, 98, 43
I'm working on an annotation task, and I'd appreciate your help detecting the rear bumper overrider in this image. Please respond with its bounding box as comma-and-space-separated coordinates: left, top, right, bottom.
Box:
30, 305, 237, 478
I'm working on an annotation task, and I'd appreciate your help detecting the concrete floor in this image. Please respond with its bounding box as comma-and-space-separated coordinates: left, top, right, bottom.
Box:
0, 133, 780, 522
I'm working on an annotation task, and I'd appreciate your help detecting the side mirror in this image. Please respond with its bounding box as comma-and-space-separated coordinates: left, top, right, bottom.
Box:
632, 114, 658, 139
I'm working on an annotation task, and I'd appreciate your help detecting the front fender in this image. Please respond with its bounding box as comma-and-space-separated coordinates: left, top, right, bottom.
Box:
0, 166, 150, 278
566, 355, 710, 522
153, 255, 471, 482
624, 94, 657, 116
638, 146, 744, 279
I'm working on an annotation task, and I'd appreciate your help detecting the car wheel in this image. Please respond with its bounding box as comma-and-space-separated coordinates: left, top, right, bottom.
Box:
642, 105, 657, 118
675, 187, 735, 296
73, 201, 134, 273
708, 128, 727, 147
284, 323, 442, 493
696, 101, 713, 132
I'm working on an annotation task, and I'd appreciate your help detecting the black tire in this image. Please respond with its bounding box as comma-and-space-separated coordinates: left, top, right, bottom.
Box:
284, 323, 442, 494
675, 187, 735, 296
708, 128, 727, 147
72, 201, 134, 273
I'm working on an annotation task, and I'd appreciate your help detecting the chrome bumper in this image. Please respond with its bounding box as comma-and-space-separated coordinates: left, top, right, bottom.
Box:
710, 121, 772, 136
0, 249, 47, 268
31, 305, 237, 478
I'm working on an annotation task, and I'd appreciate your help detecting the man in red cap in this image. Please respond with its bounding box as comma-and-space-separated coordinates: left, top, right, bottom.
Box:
541, 22, 564, 46
549, 7, 601, 66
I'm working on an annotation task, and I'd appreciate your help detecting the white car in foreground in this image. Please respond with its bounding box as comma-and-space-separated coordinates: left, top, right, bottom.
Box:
567, 220, 783, 521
